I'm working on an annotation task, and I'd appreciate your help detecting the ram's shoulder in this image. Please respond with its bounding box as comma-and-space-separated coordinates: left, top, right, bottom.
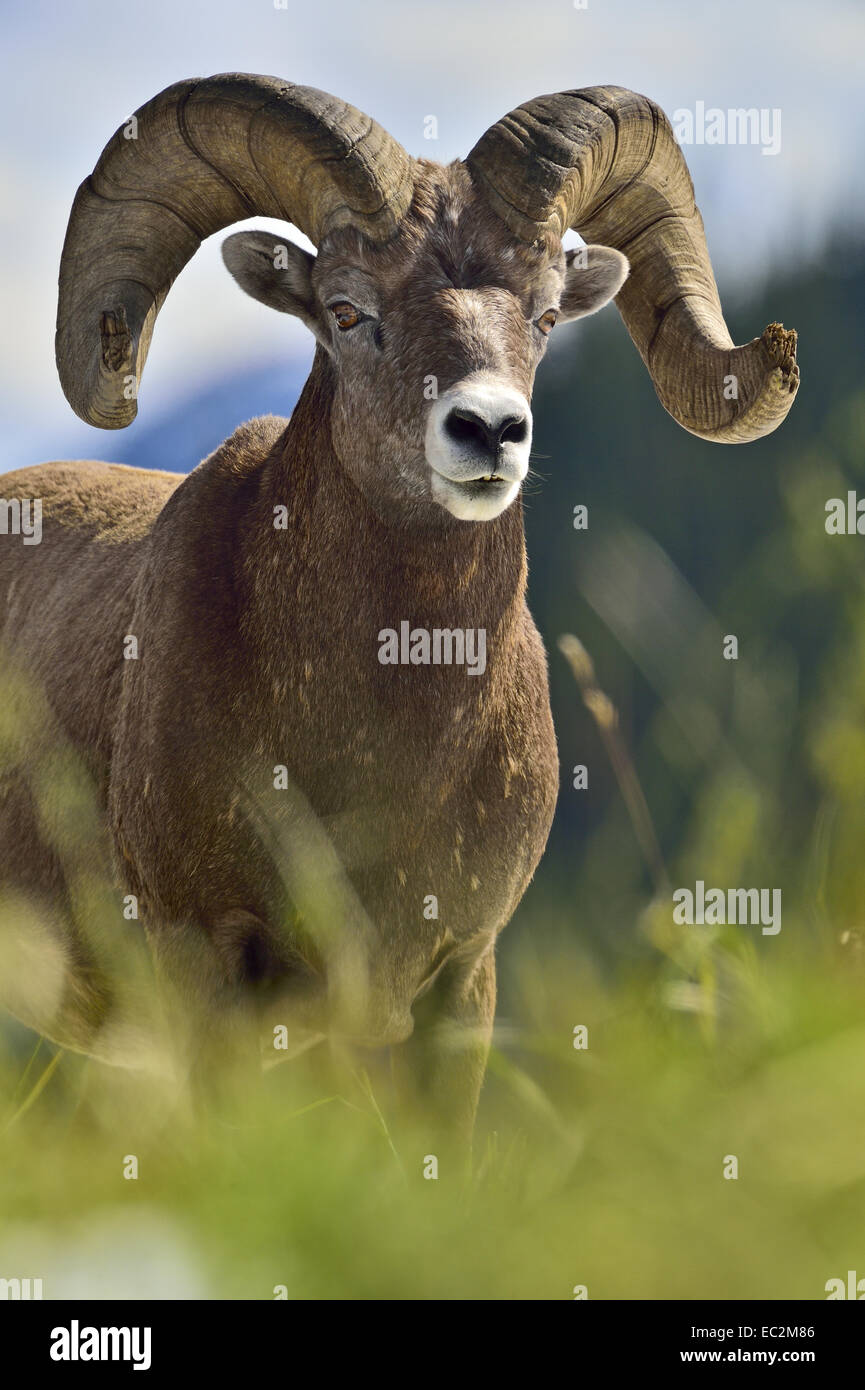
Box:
144, 415, 290, 537
195, 415, 290, 487
143, 416, 291, 578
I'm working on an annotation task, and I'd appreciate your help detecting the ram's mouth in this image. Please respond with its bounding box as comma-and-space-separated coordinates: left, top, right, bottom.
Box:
440, 473, 513, 497
467, 475, 509, 490
428, 465, 521, 521
431, 468, 513, 490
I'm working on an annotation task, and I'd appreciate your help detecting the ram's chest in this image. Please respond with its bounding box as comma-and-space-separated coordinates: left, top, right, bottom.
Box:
264, 654, 559, 939
114, 598, 557, 943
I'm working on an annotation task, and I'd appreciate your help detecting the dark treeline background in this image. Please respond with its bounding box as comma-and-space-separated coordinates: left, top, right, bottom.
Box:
517, 240, 865, 979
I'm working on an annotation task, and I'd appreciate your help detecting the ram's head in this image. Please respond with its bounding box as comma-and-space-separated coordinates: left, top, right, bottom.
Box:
56, 76, 799, 525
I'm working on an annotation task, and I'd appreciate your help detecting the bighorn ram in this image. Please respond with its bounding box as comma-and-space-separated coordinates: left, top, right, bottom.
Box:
0, 76, 798, 1148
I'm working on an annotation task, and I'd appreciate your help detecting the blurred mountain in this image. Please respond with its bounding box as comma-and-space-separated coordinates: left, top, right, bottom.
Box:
107, 361, 309, 474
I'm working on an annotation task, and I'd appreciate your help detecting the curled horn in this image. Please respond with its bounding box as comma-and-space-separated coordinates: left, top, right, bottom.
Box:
466, 86, 798, 443
56, 74, 415, 428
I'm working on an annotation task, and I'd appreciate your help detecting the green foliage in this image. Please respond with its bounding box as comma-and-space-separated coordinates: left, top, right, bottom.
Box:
1, 945, 863, 1299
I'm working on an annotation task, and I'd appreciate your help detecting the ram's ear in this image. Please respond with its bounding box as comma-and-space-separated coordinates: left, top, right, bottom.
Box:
558, 245, 629, 322
222, 231, 324, 341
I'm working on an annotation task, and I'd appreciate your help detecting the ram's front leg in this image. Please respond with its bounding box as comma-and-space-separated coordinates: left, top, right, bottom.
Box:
392, 945, 496, 1178
143, 910, 270, 1111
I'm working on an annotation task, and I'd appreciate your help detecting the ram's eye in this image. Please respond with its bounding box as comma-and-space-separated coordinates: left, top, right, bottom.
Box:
330, 302, 361, 330
536, 309, 558, 336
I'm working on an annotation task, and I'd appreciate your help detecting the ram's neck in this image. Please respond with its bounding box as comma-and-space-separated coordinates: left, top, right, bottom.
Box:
245, 355, 529, 682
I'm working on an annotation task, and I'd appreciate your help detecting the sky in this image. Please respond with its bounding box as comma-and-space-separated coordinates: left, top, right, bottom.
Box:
2, 0, 863, 467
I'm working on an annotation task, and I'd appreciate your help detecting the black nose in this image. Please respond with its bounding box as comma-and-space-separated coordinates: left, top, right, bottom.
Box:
444, 407, 529, 456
